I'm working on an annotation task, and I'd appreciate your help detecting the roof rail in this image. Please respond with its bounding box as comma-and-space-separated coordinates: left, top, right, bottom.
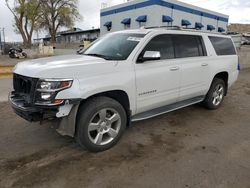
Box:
143, 25, 182, 30
181, 27, 227, 35
141, 25, 227, 35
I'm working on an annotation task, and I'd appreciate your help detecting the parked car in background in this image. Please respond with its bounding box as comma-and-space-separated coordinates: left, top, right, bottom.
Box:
10, 28, 239, 152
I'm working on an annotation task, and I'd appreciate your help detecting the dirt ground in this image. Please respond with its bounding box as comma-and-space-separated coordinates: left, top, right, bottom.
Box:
0, 69, 249, 188
0, 55, 26, 66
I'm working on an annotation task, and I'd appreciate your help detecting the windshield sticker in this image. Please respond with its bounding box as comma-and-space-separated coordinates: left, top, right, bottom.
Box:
127, 37, 142, 42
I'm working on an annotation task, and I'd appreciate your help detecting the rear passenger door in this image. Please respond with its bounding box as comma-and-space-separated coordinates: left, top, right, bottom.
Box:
172, 34, 209, 101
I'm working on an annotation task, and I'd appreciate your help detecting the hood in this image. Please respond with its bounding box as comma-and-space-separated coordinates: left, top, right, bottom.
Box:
13, 55, 118, 79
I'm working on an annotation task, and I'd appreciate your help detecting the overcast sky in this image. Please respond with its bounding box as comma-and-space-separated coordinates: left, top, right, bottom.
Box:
0, 0, 249, 42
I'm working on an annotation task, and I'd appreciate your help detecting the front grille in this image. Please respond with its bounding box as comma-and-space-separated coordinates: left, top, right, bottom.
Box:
13, 74, 39, 104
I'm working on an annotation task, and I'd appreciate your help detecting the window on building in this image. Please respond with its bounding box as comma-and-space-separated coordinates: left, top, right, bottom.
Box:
136, 15, 147, 28
208, 36, 236, 56
124, 24, 131, 29
142, 34, 175, 60
104, 21, 112, 31
173, 35, 206, 58
121, 18, 131, 29
139, 22, 146, 28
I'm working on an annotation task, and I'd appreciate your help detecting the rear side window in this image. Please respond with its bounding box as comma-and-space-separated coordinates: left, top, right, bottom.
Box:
143, 34, 175, 60
173, 35, 207, 58
209, 36, 236, 56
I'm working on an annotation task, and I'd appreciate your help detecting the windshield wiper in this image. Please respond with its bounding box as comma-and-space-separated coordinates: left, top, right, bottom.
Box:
85, 53, 112, 60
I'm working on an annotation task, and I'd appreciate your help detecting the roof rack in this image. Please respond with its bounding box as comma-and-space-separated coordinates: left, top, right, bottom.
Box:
141, 25, 227, 35
143, 25, 182, 30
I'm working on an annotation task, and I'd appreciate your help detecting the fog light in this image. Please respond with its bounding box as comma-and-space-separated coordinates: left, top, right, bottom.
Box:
41, 93, 52, 100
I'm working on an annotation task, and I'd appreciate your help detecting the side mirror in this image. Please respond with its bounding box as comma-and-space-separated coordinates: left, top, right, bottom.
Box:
137, 51, 161, 63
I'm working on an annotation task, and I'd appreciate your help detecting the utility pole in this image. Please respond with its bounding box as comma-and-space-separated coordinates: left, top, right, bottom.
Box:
0, 28, 5, 55
2, 28, 5, 54
2, 28, 5, 43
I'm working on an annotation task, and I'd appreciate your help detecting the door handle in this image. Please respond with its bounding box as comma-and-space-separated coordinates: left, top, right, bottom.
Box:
170, 66, 180, 71
201, 63, 208, 67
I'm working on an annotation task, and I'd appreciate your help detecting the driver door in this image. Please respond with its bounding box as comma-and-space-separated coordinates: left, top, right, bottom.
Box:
135, 34, 181, 114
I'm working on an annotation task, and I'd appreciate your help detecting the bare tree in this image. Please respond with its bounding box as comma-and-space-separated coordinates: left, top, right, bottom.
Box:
5, 0, 41, 47
40, 0, 81, 44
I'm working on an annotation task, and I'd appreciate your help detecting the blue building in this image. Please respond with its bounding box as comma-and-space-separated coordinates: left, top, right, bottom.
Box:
100, 0, 229, 35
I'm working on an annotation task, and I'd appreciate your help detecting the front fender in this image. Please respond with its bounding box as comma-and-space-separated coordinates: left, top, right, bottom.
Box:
76, 73, 136, 114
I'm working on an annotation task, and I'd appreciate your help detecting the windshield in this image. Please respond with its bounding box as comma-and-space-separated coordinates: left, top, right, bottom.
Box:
83, 33, 145, 60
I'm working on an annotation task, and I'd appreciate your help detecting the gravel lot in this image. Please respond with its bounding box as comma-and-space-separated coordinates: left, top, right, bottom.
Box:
0, 55, 26, 66
0, 78, 12, 101
0, 69, 250, 188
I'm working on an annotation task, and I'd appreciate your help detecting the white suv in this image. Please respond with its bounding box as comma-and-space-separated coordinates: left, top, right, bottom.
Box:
10, 28, 239, 152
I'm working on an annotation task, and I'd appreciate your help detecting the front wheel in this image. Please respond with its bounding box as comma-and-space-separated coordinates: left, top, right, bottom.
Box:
203, 78, 226, 110
76, 97, 127, 152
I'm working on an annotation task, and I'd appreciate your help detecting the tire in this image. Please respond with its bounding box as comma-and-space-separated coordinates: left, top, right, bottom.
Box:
76, 96, 127, 152
203, 78, 226, 110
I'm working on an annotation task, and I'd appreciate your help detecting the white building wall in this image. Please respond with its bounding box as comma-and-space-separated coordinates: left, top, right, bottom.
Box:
100, 0, 229, 36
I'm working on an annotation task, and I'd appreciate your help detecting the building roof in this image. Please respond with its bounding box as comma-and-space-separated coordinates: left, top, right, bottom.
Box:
60, 28, 100, 36
101, 0, 229, 23
34, 28, 100, 41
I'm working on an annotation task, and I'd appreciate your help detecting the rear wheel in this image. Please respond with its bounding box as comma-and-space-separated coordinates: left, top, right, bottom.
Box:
203, 78, 226, 110
76, 96, 127, 152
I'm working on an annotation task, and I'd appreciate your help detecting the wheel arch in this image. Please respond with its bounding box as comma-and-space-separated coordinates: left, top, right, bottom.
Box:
213, 71, 229, 95
78, 90, 131, 127
81, 90, 130, 112
57, 89, 132, 138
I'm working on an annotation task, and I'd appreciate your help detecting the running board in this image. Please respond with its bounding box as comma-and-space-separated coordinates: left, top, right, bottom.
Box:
131, 96, 205, 122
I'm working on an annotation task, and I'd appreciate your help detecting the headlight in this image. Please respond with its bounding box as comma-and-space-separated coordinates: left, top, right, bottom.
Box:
37, 79, 73, 92
35, 79, 73, 105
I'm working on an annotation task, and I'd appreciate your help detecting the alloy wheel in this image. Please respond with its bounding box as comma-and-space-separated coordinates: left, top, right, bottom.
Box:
87, 108, 121, 146
212, 84, 224, 106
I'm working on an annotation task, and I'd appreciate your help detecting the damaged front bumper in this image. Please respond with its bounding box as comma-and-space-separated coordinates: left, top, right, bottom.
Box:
9, 92, 59, 121
9, 92, 81, 137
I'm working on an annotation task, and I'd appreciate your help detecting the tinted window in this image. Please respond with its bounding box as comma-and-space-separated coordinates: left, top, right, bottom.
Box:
143, 35, 175, 60
209, 36, 236, 56
173, 35, 206, 58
